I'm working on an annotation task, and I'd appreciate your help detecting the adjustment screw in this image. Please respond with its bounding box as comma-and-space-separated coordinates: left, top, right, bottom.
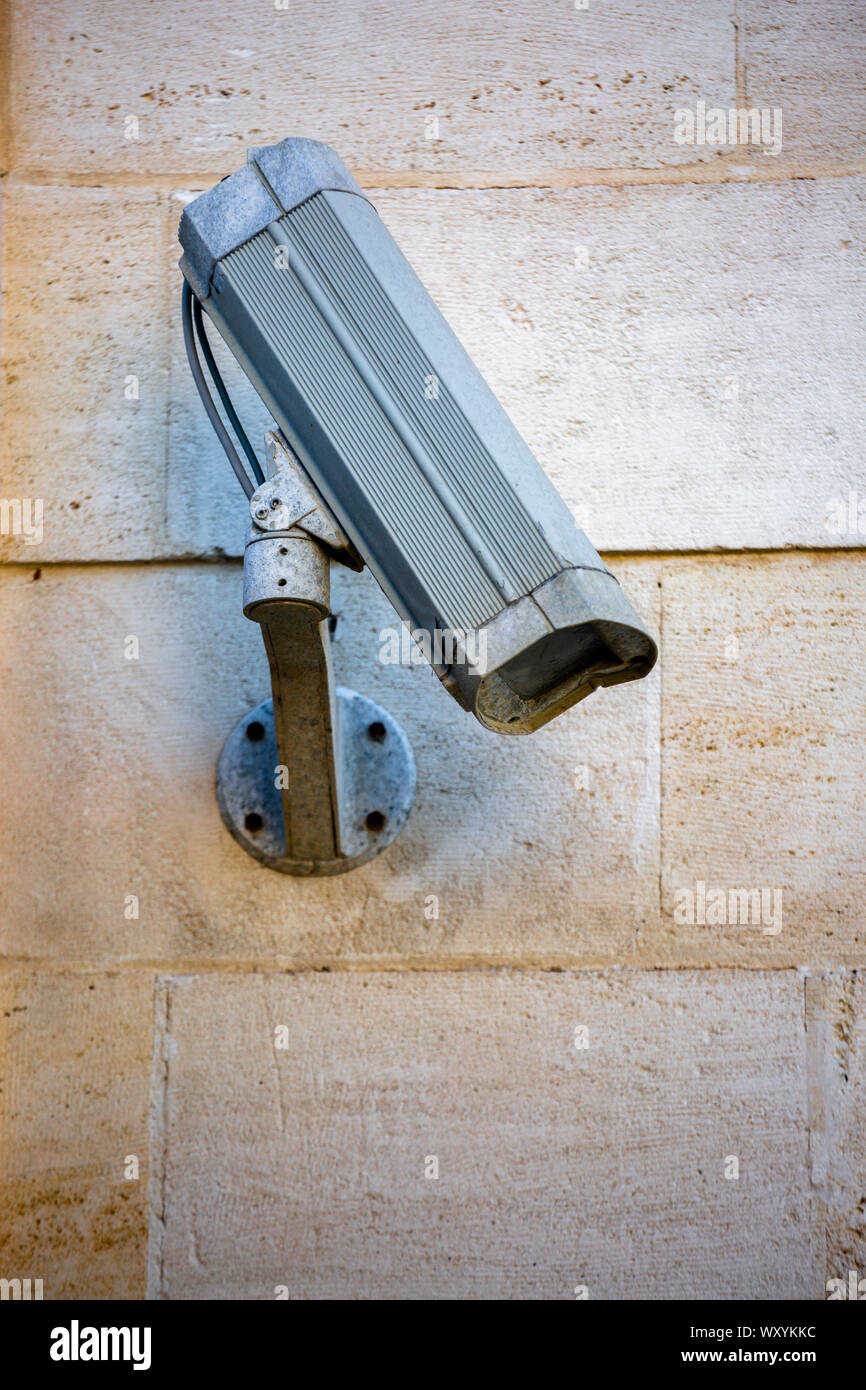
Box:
269, 496, 282, 510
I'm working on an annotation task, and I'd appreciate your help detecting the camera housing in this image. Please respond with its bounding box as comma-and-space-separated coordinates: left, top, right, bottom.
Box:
179, 137, 657, 734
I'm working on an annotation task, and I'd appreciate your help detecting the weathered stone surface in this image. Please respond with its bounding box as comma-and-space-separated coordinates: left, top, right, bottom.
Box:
0, 6, 9, 176
9, 0, 736, 176
0, 559, 660, 967
806, 971, 866, 1288
2, 1, 863, 1308
7, 177, 862, 561
0, 185, 167, 562
363, 179, 864, 556
657, 556, 866, 968
0, 971, 152, 1298
742, 1, 866, 168
150, 969, 816, 1299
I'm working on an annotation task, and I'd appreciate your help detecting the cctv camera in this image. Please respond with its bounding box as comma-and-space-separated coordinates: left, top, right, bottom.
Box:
179, 137, 656, 737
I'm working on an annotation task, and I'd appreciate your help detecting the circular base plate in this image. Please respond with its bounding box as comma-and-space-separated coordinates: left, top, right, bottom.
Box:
216, 686, 416, 875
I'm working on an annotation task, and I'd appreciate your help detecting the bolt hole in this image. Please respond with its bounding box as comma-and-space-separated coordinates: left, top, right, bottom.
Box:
365, 810, 386, 833
244, 812, 264, 833
277, 578, 287, 587
279, 546, 288, 555
245, 721, 265, 743
367, 721, 386, 743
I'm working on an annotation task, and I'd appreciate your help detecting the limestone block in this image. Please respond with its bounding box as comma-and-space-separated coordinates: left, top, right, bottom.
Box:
150, 969, 816, 1299
657, 556, 866, 967
741, 1, 866, 167
0, 185, 167, 561
9, 0, 736, 175
0, 559, 660, 967
0, 970, 152, 1299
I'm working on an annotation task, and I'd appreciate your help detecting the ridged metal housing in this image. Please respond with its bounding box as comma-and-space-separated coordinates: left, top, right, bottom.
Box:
179, 138, 657, 733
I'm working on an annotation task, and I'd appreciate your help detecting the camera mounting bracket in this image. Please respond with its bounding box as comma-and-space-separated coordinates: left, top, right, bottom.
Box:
216, 432, 416, 875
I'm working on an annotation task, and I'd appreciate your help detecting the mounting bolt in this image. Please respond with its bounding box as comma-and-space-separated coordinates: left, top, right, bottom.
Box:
269, 497, 282, 510
254, 505, 269, 520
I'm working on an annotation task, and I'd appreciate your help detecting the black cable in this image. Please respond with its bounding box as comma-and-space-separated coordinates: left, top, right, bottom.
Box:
181, 281, 257, 499
192, 295, 265, 487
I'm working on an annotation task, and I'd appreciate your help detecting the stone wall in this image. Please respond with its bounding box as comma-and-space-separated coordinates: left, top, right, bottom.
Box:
1, 0, 864, 1299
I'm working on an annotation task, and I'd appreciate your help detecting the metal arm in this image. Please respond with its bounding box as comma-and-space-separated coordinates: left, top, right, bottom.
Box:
216, 433, 416, 875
